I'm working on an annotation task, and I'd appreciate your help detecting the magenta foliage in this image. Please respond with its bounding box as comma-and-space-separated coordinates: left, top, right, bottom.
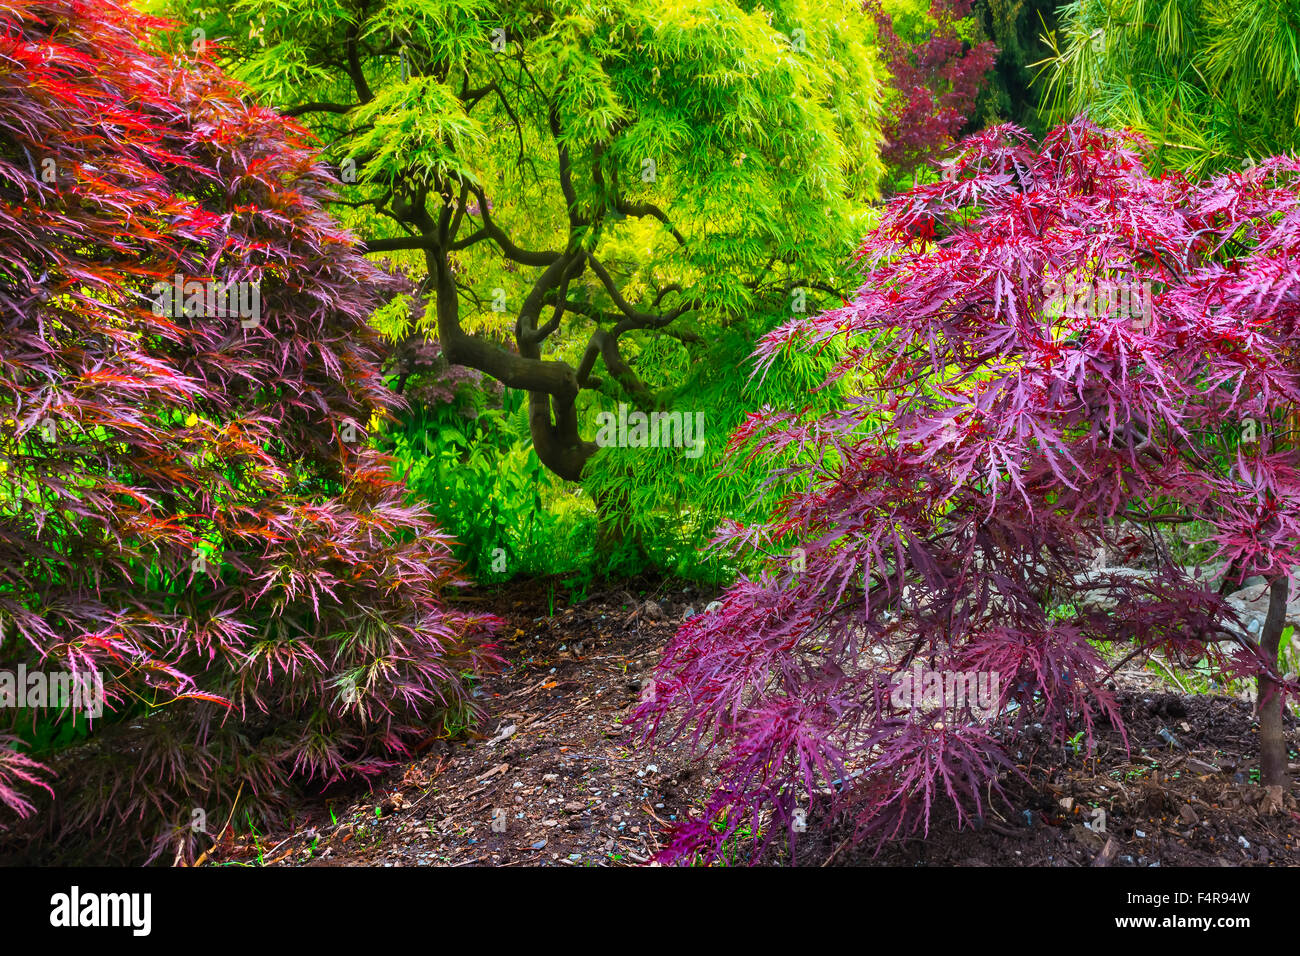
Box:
638, 119, 1300, 863
869, 0, 997, 179
390, 334, 502, 413
0, 0, 498, 861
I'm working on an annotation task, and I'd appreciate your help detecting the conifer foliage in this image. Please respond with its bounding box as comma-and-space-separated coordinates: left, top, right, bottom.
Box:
0, 0, 496, 860
639, 120, 1300, 863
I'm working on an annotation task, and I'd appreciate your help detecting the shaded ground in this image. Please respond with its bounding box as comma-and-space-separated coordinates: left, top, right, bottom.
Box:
783, 691, 1300, 867
202, 581, 1300, 867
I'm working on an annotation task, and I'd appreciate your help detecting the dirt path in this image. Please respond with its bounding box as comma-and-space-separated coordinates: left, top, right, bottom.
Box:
202, 582, 1300, 867
210, 581, 714, 867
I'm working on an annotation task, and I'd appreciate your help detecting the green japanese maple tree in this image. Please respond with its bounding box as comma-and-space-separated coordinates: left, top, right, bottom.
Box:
153, 0, 886, 490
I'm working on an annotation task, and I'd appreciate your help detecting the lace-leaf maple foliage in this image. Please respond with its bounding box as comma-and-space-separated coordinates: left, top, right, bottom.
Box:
637, 119, 1300, 864
0, 0, 498, 861
869, 0, 997, 182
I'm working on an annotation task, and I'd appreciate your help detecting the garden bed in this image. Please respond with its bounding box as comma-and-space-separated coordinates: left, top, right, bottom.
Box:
203, 582, 1300, 868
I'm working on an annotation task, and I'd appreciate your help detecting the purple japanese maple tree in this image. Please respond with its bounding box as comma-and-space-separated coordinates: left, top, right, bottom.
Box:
638, 119, 1300, 863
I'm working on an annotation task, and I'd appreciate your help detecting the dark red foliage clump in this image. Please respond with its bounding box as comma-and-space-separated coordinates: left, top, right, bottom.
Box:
0, 0, 497, 861
870, 0, 997, 180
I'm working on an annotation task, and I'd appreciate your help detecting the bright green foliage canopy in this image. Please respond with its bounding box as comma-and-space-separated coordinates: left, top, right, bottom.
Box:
1042, 0, 1300, 175
158, 0, 885, 481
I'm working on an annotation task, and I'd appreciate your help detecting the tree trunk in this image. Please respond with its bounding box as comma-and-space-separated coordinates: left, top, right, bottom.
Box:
1257, 573, 1290, 789
526, 389, 596, 482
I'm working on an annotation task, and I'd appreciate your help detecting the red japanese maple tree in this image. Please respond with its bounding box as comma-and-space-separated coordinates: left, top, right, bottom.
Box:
638, 119, 1300, 863
0, 0, 496, 861
869, 0, 997, 181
